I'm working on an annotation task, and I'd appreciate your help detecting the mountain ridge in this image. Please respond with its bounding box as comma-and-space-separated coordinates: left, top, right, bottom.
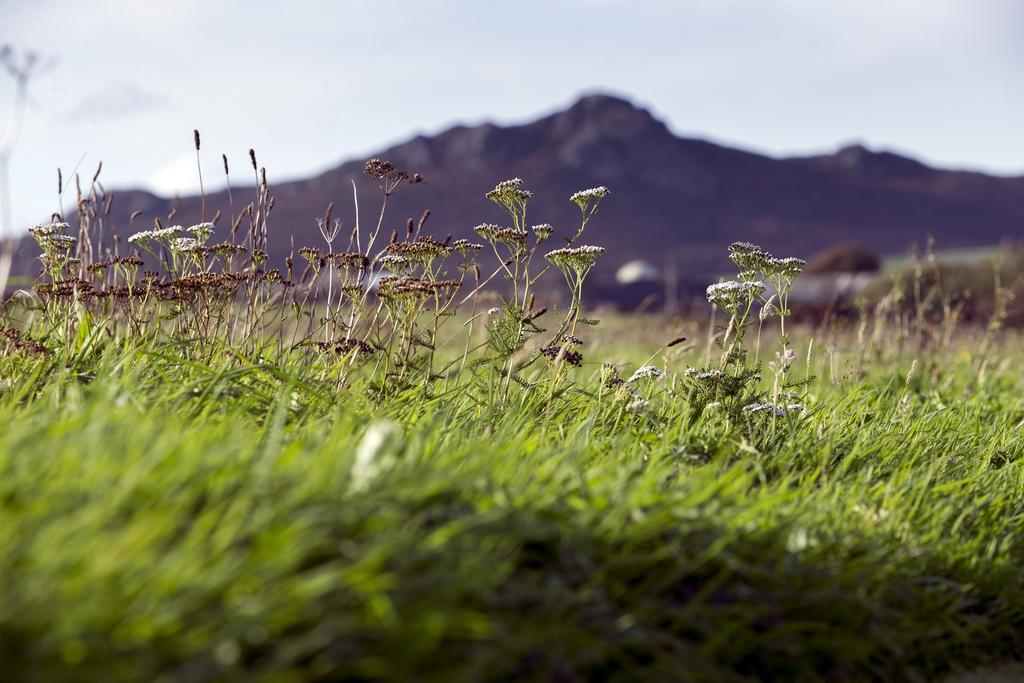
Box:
72, 93, 1024, 275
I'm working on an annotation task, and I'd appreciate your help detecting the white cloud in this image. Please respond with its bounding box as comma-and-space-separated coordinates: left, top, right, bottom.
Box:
148, 152, 202, 197
65, 82, 169, 120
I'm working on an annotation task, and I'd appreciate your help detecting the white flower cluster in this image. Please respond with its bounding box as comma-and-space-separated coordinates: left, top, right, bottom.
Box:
45, 234, 76, 249
728, 241, 805, 279
531, 224, 554, 241
768, 256, 806, 278
570, 186, 610, 208
187, 222, 216, 243
545, 245, 605, 272
128, 226, 183, 245
628, 365, 664, 383
474, 224, 528, 246
451, 239, 484, 255
486, 178, 533, 205
706, 280, 766, 311
684, 368, 725, 381
28, 222, 69, 238
377, 254, 410, 271
742, 402, 804, 417
168, 237, 201, 253
28, 222, 76, 256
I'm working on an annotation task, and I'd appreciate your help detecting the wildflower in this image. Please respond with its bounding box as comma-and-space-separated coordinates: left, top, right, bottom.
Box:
451, 239, 484, 257
28, 222, 69, 239
742, 402, 804, 417
728, 241, 772, 278
377, 275, 458, 304
600, 363, 623, 387
570, 186, 610, 212
314, 338, 375, 357
208, 242, 246, 259
706, 280, 765, 313
485, 178, 533, 207
628, 365, 664, 383
261, 269, 285, 285
128, 226, 182, 245
364, 158, 394, 179
327, 252, 368, 270
531, 224, 554, 242
764, 256, 806, 279
387, 238, 451, 266
474, 223, 527, 246
684, 368, 725, 381
545, 245, 605, 274
540, 344, 582, 367
298, 247, 321, 266
186, 222, 215, 244
168, 237, 201, 253
377, 254, 410, 273
37, 234, 76, 251
340, 285, 363, 300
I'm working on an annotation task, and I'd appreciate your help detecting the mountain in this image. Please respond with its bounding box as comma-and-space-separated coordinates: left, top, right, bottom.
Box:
45, 94, 1024, 277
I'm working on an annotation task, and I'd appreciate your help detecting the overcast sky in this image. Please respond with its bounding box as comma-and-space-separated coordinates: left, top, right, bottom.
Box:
1, 0, 1022, 232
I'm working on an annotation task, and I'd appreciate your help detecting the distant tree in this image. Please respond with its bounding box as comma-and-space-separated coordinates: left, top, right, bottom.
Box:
804, 242, 880, 274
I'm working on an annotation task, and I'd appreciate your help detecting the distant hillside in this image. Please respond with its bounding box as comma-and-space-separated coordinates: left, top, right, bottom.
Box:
30, 93, 1024, 277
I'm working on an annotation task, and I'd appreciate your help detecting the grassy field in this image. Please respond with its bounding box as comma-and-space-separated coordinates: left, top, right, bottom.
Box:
2, 173, 1023, 681
1, 315, 1021, 681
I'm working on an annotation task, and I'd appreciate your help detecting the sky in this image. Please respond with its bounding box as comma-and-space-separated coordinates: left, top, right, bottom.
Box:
1, 0, 1022, 233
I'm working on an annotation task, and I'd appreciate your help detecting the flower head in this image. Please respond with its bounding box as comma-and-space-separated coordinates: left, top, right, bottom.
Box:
387, 237, 451, 266
706, 280, 766, 312
45, 234, 76, 249
28, 222, 69, 239
186, 222, 215, 244
570, 186, 609, 212
742, 402, 804, 417
628, 365, 664, 383
531, 224, 554, 242
451, 239, 484, 257
329, 251, 370, 270
128, 226, 182, 246
168, 236, 201, 253
474, 224, 527, 247
728, 241, 772, 278
764, 256, 806, 279
299, 247, 322, 267
545, 245, 605, 274
377, 254, 411, 273
684, 367, 726, 382
486, 178, 533, 208
28, 223, 76, 258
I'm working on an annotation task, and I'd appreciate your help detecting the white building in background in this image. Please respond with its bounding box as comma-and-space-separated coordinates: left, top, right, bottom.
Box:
615, 259, 660, 285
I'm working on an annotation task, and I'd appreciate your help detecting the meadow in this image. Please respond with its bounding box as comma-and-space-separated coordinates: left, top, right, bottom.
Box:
0, 161, 1022, 681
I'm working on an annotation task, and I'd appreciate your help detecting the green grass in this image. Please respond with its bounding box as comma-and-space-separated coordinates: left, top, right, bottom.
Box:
0, 321, 1021, 682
